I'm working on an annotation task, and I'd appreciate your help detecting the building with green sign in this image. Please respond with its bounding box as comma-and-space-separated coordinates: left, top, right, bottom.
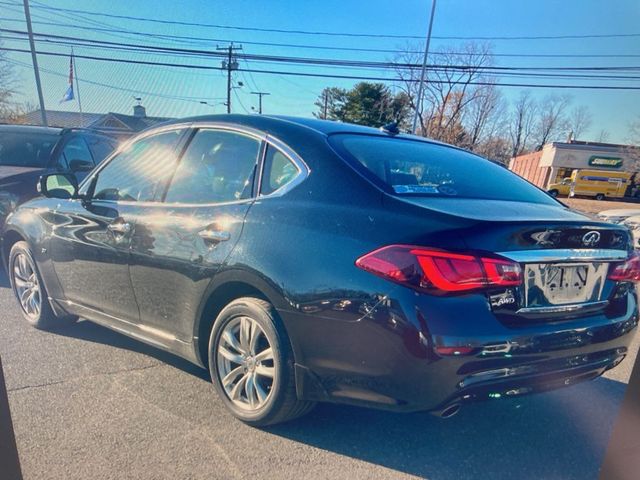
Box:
509, 140, 637, 190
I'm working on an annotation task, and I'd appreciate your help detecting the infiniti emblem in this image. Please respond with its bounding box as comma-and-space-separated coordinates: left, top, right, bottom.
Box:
582, 230, 601, 247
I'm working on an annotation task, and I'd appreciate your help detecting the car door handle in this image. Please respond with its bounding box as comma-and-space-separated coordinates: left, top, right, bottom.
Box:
198, 228, 230, 243
108, 220, 132, 235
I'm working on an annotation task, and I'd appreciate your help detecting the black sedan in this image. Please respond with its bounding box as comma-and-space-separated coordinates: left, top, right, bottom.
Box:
2, 115, 638, 426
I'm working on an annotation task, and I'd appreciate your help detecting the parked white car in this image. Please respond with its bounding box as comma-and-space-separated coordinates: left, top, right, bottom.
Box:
597, 208, 640, 224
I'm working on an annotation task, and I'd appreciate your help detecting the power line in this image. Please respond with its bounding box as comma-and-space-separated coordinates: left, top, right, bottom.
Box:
3, 56, 226, 103
4, 14, 640, 59
16, 1, 640, 41
4, 28, 640, 74
3, 45, 640, 90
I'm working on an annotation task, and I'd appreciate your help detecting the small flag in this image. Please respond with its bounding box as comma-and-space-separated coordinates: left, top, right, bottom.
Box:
60, 54, 74, 103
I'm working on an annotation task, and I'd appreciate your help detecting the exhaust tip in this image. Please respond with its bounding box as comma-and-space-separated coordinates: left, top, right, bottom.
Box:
437, 403, 461, 419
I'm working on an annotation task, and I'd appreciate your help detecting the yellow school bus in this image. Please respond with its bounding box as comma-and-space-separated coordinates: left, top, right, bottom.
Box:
567, 169, 632, 200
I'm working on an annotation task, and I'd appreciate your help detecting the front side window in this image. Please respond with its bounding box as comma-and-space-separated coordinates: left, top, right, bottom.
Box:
90, 129, 183, 202
60, 137, 93, 169
86, 136, 118, 164
260, 146, 300, 196
329, 134, 558, 205
165, 129, 260, 204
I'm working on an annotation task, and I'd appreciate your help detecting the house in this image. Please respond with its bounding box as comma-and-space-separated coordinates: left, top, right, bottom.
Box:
509, 140, 638, 189
19, 104, 172, 138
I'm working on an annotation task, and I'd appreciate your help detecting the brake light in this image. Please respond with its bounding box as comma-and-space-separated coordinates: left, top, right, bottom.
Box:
608, 251, 640, 281
355, 245, 522, 293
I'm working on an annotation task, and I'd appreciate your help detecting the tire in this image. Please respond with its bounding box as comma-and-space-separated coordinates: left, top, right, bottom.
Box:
548, 189, 559, 197
595, 193, 605, 201
8, 241, 77, 330
208, 297, 315, 426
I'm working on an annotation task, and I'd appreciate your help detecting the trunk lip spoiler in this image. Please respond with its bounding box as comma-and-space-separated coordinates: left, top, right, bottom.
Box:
497, 249, 628, 263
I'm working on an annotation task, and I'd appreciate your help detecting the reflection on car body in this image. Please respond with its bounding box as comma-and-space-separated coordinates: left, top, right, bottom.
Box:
2, 114, 638, 426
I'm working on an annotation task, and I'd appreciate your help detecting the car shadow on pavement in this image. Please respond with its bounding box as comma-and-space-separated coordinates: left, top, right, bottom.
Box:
48, 319, 210, 381
266, 378, 627, 480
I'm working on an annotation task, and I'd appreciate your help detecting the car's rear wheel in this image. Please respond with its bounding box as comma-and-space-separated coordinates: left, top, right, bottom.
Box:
548, 189, 559, 197
8, 241, 77, 329
208, 297, 315, 426
595, 193, 605, 200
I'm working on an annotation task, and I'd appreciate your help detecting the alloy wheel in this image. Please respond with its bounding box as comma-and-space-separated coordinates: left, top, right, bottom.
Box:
12, 253, 41, 318
216, 316, 276, 411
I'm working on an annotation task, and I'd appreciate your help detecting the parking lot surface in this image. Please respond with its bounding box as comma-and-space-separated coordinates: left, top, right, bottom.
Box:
1, 265, 638, 479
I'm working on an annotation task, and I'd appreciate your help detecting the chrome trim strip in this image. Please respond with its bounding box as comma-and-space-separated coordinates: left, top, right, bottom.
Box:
516, 300, 609, 315
498, 249, 629, 263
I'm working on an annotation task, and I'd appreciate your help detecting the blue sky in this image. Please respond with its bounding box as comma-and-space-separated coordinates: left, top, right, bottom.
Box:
1, 0, 639, 142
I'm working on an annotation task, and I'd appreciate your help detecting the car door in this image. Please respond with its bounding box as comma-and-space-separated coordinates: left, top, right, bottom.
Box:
48, 128, 187, 323
127, 127, 263, 341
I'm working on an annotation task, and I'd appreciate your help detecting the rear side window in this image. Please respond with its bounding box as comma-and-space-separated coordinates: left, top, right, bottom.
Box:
165, 129, 260, 204
260, 146, 300, 196
329, 134, 557, 205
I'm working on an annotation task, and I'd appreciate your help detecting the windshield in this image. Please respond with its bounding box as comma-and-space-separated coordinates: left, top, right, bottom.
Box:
0, 132, 59, 168
329, 134, 557, 205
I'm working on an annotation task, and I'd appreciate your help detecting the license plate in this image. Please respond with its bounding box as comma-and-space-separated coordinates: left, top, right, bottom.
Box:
524, 262, 607, 307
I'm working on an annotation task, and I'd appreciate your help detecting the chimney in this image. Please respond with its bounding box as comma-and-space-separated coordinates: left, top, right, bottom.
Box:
133, 104, 146, 118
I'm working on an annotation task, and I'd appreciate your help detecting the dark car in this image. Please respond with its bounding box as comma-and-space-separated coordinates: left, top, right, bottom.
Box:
0, 124, 118, 223
2, 115, 638, 426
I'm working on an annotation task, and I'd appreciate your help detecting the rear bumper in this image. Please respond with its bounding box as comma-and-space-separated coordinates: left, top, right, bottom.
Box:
282, 286, 638, 413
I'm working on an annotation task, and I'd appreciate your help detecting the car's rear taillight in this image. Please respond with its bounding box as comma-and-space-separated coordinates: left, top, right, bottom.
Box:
608, 251, 640, 281
355, 245, 522, 293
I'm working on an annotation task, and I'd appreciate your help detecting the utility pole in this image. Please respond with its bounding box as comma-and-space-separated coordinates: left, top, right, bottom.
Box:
250, 91, 270, 114
411, 0, 437, 135
23, 0, 47, 126
217, 43, 242, 114
323, 90, 329, 119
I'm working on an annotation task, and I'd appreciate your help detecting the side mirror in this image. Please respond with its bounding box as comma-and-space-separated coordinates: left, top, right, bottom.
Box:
69, 158, 94, 173
38, 173, 79, 199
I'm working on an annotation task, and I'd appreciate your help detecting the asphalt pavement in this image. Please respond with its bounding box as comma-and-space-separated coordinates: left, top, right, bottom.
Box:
1, 270, 638, 480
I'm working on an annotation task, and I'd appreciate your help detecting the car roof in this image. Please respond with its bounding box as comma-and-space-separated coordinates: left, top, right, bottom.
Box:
158, 114, 448, 145
0, 124, 63, 135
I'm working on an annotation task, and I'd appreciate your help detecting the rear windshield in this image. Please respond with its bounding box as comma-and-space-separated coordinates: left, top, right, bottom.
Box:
0, 132, 59, 168
329, 134, 557, 205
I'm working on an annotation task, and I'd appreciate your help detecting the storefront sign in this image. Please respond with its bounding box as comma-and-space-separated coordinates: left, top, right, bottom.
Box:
588, 156, 623, 168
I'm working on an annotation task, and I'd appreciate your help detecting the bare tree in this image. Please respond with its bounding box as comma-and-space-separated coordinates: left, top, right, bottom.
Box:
597, 129, 611, 143
535, 94, 571, 147
0, 38, 19, 120
567, 105, 592, 140
394, 42, 495, 145
462, 83, 505, 151
508, 90, 537, 157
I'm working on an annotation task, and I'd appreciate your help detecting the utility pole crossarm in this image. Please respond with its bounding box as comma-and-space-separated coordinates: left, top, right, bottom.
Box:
250, 91, 270, 114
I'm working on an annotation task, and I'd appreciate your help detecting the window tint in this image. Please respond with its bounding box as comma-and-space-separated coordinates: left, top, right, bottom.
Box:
260, 146, 300, 195
86, 136, 117, 164
165, 129, 260, 204
329, 134, 557, 205
91, 130, 183, 202
0, 132, 58, 167
61, 137, 93, 169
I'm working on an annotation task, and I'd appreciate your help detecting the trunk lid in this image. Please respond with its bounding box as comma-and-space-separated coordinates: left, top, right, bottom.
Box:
394, 196, 631, 252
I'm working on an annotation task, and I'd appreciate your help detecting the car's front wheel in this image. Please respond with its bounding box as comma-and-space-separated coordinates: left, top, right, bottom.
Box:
208, 297, 315, 426
8, 241, 77, 329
